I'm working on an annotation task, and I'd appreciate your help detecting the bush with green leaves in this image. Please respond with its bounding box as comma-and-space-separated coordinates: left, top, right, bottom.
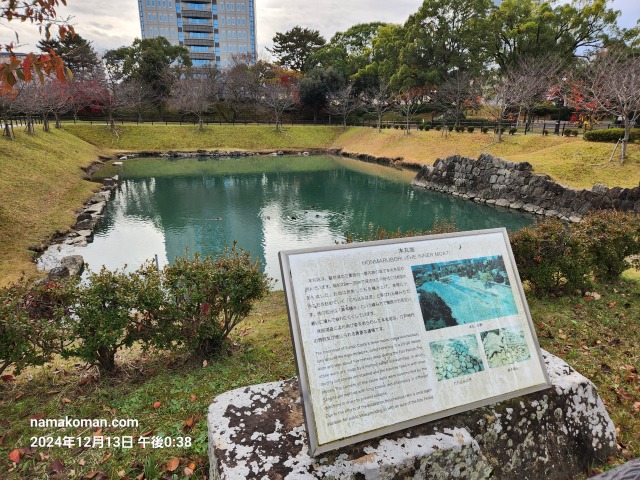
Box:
509, 127, 517, 135
542, 129, 549, 136
481, 126, 489, 134
163, 245, 270, 357
571, 130, 579, 137
583, 128, 639, 143
574, 210, 640, 281
64, 262, 166, 374
467, 126, 475, 133
510, 219, 591, 296
447, 125, 455, 132
0, 279, 72, 376
435, 125, 442, 131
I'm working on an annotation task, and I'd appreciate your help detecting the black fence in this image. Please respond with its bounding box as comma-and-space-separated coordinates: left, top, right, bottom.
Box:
2, 114, 618, 135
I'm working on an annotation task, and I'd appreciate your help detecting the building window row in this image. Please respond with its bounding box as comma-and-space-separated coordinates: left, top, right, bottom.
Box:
148, 13, 174, 21
219, 17, 246, 26
221, 30, 247, 39
146, 0, 173, 6
219, 3, 246, 12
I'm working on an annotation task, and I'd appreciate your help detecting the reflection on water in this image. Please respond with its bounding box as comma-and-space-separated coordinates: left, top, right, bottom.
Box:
41, 156, 533, 288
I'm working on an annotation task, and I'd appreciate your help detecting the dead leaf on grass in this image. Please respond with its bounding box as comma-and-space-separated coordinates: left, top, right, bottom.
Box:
166, 457, 180, 472
8, 449, 21, 463
183, 416, 194, 429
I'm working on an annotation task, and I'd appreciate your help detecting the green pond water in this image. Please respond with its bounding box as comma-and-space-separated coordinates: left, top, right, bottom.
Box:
42, 155, 533, 287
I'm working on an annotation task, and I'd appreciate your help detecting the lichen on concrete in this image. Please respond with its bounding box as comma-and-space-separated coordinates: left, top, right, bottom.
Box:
208, 350, 616, 480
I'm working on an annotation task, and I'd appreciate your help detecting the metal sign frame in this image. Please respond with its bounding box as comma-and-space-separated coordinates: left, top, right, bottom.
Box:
279, 228, 551, 456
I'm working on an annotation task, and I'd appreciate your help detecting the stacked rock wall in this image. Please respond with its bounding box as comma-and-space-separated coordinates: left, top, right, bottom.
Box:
412, 153, 640, 222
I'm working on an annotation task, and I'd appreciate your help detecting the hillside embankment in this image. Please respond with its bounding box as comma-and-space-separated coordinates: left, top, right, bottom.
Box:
2, 123, 639, 284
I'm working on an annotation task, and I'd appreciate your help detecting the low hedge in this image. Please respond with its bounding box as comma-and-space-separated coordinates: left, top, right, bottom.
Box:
584, 128, 639, 143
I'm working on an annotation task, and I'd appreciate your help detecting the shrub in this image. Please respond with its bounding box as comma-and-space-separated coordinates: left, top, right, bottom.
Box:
394, 124, 400, 129
510, 219, 591, 296
424, 125, 431, 131
0, 279, 72, 376
481, 127, 489, 134
563, 129, 573, 136
418, 124, 424, 131
435, 125, 442, 131
571, 130, 578, 137
448, 125, 455, 132
467, 126, 475, 133
574, 211, 640, 281
583, 128, 639, 143
64, 263, 166, 374
455, 125, 464, 133
509, 127, 517, 135
163, 245, 270, 357
542, 129, 549, 136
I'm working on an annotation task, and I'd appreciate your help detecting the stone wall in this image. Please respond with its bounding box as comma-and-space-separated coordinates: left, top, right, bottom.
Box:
412, 153, 640, 222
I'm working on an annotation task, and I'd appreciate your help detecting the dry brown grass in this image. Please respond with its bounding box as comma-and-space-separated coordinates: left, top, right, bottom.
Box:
0, 129, 102, 285
332, 128, 640, 189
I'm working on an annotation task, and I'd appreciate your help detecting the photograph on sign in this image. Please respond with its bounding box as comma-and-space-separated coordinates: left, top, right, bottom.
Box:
279, 228, 550, 455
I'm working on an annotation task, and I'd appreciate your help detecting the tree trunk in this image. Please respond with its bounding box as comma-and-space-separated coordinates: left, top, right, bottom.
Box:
377, 116, 382, 133
96, 347, 116, 374
26, 115, 35, 134
43, 115, 50, 133
54, 114, 62, 129
198, 115, 204, 130
620, 116, 630, 163
3, 118, 14, 139
497, 118, 503, 142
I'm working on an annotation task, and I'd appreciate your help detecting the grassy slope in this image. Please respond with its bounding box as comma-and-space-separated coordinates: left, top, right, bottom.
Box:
64, 124, 343, 152
1, 282, 637, 478
0, 129, 102, 286
332, 128, 640, 189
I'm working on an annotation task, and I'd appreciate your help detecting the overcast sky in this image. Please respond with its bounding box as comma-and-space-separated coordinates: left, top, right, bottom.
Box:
0, 0, 638, 56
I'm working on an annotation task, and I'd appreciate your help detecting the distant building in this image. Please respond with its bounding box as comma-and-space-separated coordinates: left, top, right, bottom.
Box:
137, 0, 257, 69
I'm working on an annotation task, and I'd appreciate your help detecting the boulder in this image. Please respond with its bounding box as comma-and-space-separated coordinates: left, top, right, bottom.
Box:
208, 351, 615, 480
84, 201, 106, 215
590, 458, 640, 479
60, 255, 84, 276
47, 266, 69, 280
73, 219, 94, 231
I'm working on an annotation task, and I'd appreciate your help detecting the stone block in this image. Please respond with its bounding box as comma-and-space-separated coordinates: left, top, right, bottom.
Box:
208, 351, 616, 480
60, 255, 85, 276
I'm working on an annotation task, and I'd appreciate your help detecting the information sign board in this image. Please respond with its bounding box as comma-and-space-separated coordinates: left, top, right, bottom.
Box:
279, 228, 551, 455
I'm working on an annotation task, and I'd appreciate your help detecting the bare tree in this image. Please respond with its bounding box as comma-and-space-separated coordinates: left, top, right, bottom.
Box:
326, 82, 361, 130
396, 87, 426, 135
581, 51, 640, 162
484, 72, 520, 142
66, 78, 94, 122
120, 79, 156, 123
219, 56, 259, 123
433, 72, 481, 127
93, 66, 132, 134
508, 57, 562, 134
40, 80, 69, 129
258, 78, 298, 131
365, 82, 394, 132
0, 87, 19, 139
13, 81, 40, 134
169, 69, 221, 130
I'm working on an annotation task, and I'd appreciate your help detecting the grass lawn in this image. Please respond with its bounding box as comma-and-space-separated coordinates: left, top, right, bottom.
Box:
1, 279, 638, 479
332, 128, 640, 190
0, 129, 102, 286
64, 123, 343, 153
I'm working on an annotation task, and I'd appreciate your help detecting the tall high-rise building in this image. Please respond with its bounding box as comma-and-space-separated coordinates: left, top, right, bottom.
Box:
137, 0, 257, 69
